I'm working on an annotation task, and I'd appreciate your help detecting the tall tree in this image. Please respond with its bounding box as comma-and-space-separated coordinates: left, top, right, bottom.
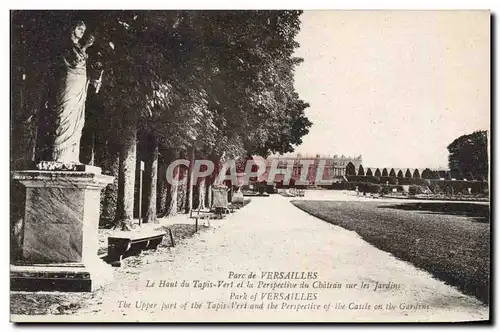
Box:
92, 11, 183, 228
12, 10, 312, 228
447, 130, 489, 180
142, 132, 159, 223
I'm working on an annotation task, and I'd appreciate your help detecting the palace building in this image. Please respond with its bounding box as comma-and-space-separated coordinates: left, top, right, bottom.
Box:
257, 154, 363, 185
250, 154, 454, 187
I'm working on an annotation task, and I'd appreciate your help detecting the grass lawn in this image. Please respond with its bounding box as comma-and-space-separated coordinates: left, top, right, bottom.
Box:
291, 200, 490, 304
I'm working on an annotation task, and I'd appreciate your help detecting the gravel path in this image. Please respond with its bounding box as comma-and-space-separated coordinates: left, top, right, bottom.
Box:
13, 193, 489, 322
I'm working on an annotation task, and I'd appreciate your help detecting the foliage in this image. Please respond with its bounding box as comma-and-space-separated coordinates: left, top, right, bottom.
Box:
97, 10, 311, 158
429, 180, 488, 195
346, 175, 379, 183
338, 182, 381, 193
408, 185, 423, 196
384, 176, 398, 185
346, 175, 429, 186
357, 165, 365, 176
193, 11, 312, 157
11, 10, 312, 224
381, 185, 392, 196
421, 168, 436, 179
397, 178, 430, 186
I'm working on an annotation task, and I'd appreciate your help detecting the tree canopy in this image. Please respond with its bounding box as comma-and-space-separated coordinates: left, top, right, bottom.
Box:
11, 10, 311, 164
447, 130, 488, 179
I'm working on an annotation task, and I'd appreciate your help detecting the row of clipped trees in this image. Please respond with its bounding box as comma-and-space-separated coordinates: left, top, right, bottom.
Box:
346, 165, 486, 181
11, 11, 312, 233
343, 130, 489, 181
339, 130, 489, 196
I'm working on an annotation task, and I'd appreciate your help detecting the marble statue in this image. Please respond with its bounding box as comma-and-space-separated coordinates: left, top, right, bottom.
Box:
38, 21, 95, 169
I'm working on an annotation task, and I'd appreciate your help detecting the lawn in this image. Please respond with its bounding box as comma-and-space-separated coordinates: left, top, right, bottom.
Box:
291, 200, 490, 304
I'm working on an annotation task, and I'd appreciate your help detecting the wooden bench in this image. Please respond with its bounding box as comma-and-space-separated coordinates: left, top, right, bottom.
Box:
107, 229, 175, 266
190, 205, 212, 231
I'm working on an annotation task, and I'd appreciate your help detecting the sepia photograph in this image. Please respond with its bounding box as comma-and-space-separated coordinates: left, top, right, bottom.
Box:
9, 9, 490, 323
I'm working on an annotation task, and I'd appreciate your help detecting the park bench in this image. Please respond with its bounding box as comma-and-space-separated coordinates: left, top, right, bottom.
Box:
190, 205, 212, 231
107, 229, 175, 266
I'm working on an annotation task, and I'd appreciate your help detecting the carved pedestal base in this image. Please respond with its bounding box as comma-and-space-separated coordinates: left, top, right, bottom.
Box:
11, 168, 114, 292
10, 259, 113, 292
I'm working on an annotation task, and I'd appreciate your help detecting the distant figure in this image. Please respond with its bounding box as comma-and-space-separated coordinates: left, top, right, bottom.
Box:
43, 21, 95, 164
355, 186, 359, 196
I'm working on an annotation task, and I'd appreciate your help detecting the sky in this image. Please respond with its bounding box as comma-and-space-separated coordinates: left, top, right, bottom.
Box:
291, 10, 490, 169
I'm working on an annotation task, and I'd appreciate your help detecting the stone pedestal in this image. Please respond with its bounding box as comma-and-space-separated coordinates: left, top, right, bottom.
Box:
11, 168, 114, 292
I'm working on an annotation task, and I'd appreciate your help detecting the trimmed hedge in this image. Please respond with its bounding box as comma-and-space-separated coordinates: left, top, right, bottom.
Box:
379, 176, 399, 185
409, 185, 424, 196
331, 182, 382, 193
346, 175, 380, 183
429, 180, 488, 195
346, 175, 431, 186
398, 178, 431, 186
333, 179, 488, 197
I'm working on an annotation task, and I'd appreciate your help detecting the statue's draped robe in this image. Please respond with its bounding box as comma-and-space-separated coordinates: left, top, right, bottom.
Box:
50, 41, 89, 163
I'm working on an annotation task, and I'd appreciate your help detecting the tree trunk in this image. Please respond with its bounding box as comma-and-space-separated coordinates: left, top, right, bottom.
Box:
115, 109, 137, 230
178, 167, 188, 213
15, 69, 48, 169
99, 140, 119, 225
94, 99, 120, 226
207, 181, 213, 208
213, 153, 225, 186
185, 147, 195, 214
144, 134, 159, 223
159, 148, 176, 217
206, 154, 221, 209
228, 185, 234, 204
80, 85, 99, 165
157, 153, 168, 217
169, 165, 180, 216
167, 149, 183, 216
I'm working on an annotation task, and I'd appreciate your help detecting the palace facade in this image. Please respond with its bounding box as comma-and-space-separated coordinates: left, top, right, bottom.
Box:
258, 154, 363, 185
253, 154, 454, 186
